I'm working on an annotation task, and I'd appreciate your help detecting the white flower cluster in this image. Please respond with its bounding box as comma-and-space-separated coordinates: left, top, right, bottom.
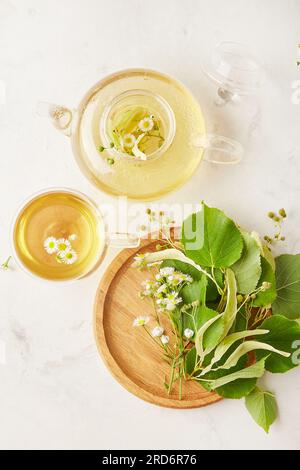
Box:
132, 318, 170, 345
44, 235, 78, 265
140, 266, 193, 312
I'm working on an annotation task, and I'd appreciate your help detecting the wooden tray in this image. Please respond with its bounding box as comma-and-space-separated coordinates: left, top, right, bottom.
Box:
93, 237, 222, 409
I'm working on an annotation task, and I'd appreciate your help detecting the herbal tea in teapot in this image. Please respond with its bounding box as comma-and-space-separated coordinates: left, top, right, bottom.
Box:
43, 68, 242, 200
74, 69, 206, 199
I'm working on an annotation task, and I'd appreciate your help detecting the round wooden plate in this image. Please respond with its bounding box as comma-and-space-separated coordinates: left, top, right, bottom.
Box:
93, 237, 222, 409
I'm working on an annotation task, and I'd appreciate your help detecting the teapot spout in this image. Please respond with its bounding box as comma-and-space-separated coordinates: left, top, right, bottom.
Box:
36, 101, 74, 137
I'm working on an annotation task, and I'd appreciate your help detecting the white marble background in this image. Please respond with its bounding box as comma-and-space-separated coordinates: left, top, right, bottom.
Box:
1, 0, 300, 450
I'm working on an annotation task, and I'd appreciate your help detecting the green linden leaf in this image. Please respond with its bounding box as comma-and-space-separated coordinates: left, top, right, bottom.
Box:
181, 202, 243, 268
262, 245, 276, 272
185, 347, 197, 375
195, 314, 223, 359
181, 276, 218, 333
251, 231, 276, 271
272, 254, 300, 319
219, 340, 289, 370
203, 269, 237, 351
256, 315, 300, 373
197, 356, 264, 399
252, 257, 277, 307
162, 259, 222, 301
245, 387, 277, 433
207, 357, 266, 390
231, 230, 262, 294
199, 329, 269, 376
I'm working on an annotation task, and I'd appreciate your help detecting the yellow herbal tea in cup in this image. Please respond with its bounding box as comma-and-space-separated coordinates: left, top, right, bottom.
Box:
13, 189, 105, 281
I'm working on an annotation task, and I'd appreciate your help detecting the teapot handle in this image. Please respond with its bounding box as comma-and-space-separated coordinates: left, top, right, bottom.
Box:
36, 101, 74, 137
193, 133, 244, 164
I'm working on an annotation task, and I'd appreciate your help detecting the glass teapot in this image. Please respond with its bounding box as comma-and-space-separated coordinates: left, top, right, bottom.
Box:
38, 69, 243, 200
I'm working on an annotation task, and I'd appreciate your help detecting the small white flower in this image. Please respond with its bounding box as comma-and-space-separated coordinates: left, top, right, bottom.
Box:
152, 326, 164, 337
166, 291, 182, 304
155, 273, 163, 281
138, 117, 154, 132
161, 335, 169, 345
60, 249, 78, 265
56, 238, 71, 256
157, 283, 167, 294
133, 316, 150, 327
142, 280, 154, 290
141, 280, 157, 297
166, 302, 176, 311
184, 328, 194, 339
68, 234, 77, 241
123, 133, 136, 149
44, 236, 58, 254
160, 267, 175, 276
165, 292, 182, 311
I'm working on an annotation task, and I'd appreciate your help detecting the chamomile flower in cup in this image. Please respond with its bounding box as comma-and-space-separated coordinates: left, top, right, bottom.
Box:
12, 188, 106, 282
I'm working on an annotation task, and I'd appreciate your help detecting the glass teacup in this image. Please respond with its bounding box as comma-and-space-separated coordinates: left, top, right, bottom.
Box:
11, 188, 139, 282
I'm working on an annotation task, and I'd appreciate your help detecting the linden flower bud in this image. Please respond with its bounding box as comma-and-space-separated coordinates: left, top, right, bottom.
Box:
237, 294, 244, 303
268, 211, 275, 219
160, 335, 169, 345
184, 328, 194, 339
279, 208, 287, 218
152, 326, 164, 337
262, 281, 272, 291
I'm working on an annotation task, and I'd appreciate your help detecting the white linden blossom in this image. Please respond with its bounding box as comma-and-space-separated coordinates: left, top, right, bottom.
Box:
138, 117, 154, 132
152, 326, 164, 337
156, 283, 168, 294
160, 267, 175, 276
165, 291, 182, 311
141, 280, 158, 296
56, 238, 71, 255
123, 133, 136, 149
184, 328, 194, 339
61, 249, 78, 265
44, 237, 58, 254
167, 272, 193, 287
133, 316, 150, 327
160, 335, 169, 345
68, 234, 77, 241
